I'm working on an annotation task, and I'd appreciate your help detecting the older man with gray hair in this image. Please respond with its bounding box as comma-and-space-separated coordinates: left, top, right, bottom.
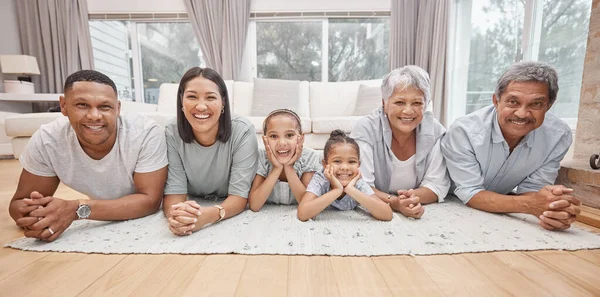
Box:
441, 61, 580, 230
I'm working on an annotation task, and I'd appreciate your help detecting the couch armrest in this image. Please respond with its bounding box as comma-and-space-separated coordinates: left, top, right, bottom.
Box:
5, 112, 65, 137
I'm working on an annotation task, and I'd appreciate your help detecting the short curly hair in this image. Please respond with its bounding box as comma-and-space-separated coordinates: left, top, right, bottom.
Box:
64, 70, 117, 95
323, 129, 360, 160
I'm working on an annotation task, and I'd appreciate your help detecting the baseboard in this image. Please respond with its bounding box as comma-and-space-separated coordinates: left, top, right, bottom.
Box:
577, 205, 600, 229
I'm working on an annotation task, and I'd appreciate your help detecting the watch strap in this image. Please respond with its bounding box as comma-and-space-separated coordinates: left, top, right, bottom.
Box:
213, 205, 225, 222
76, 200, 91, 219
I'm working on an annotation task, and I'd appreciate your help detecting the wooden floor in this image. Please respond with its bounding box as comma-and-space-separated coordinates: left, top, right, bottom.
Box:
1, 159, 600, 297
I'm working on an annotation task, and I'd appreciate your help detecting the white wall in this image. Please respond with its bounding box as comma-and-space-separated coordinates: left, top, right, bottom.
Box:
251, 0, 390, 12
0, 0, 23, 93
87, 0, 390, 13
88, 0, 186, 13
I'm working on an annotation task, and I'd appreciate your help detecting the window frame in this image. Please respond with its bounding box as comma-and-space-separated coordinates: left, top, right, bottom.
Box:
90, 18, 200, 103
248, 16, 390, 83
447, 0, 587, 131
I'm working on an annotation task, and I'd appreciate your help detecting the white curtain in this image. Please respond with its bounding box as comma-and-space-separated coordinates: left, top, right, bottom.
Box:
16, 0, 94, 111
390, 0, 451, 123
184, 0, 251, 80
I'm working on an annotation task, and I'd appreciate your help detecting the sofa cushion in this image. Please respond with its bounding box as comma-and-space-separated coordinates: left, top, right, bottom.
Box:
137, 112, 174, 127
309, 79, 381, 118
120, 101, 158, 113
353, 84, 382, 116
157, 83, 179, 115
5, 112, 65, 137
251, 78, 301, 116
233, 81, 254, 116
311, 116, 363, 134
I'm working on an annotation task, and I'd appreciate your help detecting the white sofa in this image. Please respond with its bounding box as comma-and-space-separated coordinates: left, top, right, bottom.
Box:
5, 79, 383, 157
153, 79, 382, 148
0, 111, 19, 156
4, 101, 163, 158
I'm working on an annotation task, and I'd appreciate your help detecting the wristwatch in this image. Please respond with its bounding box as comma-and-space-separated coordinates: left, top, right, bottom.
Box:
76, 200, 91, 219
214, 205, 225, 222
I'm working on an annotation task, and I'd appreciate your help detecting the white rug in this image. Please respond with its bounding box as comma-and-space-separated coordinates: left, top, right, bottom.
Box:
6, 198, 600, 256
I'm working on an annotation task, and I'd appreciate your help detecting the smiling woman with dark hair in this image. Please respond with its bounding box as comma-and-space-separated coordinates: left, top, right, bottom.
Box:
162, 67, 258, 236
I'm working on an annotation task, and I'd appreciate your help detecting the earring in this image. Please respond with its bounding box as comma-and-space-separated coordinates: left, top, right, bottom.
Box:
221, 108, 225, 114
181, 107, 184, 111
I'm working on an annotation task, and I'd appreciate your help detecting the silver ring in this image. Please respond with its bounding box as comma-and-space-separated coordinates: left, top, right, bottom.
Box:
48, 227, 55, 235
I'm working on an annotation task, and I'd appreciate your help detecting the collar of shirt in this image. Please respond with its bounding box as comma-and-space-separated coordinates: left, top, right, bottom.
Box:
491, 107, 535, 148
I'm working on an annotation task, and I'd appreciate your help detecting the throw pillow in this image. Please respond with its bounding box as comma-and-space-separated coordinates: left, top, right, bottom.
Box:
352, 84, 382, 116
251, 78, 301, 116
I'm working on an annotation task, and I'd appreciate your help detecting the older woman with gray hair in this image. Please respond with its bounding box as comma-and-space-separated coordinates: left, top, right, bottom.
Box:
350, 65, 449, 219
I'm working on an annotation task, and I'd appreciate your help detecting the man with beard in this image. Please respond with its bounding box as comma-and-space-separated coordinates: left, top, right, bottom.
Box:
9, 70, 168, 242
441, 61, 580, 231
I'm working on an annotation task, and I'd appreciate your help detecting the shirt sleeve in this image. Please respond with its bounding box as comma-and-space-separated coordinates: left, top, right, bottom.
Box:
350, 121, 376, 187
19, 129, 56, 177
134, 124, 169, 173
256, 148, 269, 178
356, 178, 375, 195
306, 171, 327, 196
300, 149, 322, 174
163, 125, 189, 195
419, 139, 451, 202
440, 123, 485, 204
228, 124, 259, 198
516, 130, 573, 194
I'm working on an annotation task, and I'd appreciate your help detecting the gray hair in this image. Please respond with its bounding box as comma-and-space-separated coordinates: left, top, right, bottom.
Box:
381, 65, 431, 106
495, 61, 559, 105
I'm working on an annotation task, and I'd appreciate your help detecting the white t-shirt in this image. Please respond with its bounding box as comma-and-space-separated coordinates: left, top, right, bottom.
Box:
388, 154, 418, 194
386, 142, 450, 200
20, 113, 168, 200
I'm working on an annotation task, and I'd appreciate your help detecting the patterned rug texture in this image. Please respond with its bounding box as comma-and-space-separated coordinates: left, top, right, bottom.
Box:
6, 198, 600, 256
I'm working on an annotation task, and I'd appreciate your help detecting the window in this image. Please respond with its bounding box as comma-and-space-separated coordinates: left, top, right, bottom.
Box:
256, 21, 322, 81
328, 19, 389, 82
89, 21, 135, 101
137, 23, 203, 104
448, 0, 592, 127
254, 18, 389, 82
466, 0, 524, 114
90, 21, 204, 103
533, 0, 591, 120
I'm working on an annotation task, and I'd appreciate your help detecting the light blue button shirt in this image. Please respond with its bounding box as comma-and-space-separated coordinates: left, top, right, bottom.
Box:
306, 170, 374, 211
441, 105, 572, 204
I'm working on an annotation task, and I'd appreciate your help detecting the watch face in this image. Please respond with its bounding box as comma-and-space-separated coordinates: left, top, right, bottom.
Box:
77, 204, 91, 219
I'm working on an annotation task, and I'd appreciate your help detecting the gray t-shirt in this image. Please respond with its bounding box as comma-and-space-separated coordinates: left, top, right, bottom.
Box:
306, 170, 374, 211
20, 113, 168, 200
164, 116, 258, 198
256, 147, 322, 205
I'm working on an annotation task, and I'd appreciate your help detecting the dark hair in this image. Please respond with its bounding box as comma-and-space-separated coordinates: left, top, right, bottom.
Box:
64, 70, 118, 95
177, 67, 232, 144
495, 61, 559, 105
323, 129, 360, 160
262, 109, 302, 134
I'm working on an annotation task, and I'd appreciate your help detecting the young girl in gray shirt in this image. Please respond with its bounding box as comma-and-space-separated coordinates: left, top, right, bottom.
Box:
248, 109, 321, 211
